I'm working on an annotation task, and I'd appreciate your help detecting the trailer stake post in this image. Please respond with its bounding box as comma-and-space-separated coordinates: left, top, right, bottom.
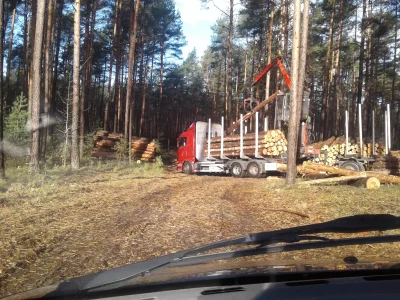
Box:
220, 117, 227, 159
358, 103, 363, 157
239, 114, 249, 159
240, 114, 244, 158
345, 110, 349, 156
208, 118, 211, 159
255, 112, 262, 158
385, 111, 388, 155
372, 110, 375, 156
387, 104, 391, 150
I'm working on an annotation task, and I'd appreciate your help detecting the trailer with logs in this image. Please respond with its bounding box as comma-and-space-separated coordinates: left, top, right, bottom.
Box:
177, 56, 398, 182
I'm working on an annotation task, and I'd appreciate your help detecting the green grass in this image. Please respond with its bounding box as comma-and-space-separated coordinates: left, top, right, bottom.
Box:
0, 159, 165, 206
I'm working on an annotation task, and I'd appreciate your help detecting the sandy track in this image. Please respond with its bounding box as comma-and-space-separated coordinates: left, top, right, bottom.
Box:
1, 170, 400, 297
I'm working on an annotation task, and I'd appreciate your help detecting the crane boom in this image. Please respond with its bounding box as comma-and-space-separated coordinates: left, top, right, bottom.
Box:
252, 56, 291, 88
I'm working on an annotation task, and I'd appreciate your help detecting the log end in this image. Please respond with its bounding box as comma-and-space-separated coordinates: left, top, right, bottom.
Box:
366, 177, 380, 190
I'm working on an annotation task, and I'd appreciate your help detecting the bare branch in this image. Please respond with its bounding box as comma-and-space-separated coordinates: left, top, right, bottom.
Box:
211, 0, 229, 17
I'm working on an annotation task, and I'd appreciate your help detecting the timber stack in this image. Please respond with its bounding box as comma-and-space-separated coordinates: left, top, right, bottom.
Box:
92, 131, 157, 162
370, 151, 400, 176
204, 129, 287, 158
311, 136, 388, 166
91, 131, 121, 159
131, 139, 157, 162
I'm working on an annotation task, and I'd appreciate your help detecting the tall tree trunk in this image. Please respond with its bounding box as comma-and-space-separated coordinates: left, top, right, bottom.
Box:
80, 0, 92, 158
0, 0, 5, 178
51, 0, 64, 128
30, 0, 46, 172
28, 0, 37, 117
71, 0, 80, 169
117, 52, 124, 132
363, 0, 372, 137
357, 0, 367, 106
296, 0, 310, 137
43, 0, 55, 160
86, 0, 97, 133
226, 0, 233, 125
278, 0, 283, 57
22, 0, 29, 97
333, 0, 343, 136
392, 0, 398, 144
277, 0, 283, 91
157, 38, 164, 138
125, 0, 140, 139
129, 56, 138, 163
351, 51, 357, 138
284, 0, 289, 57
6, 6, 16, 108
286, 0, 301, 184
139, 54, 149, 137
265, 1, 274, 99
319, 0, 335, 140
113, 0, 122, 133
104, 0, 120, 130
243, 43, 248, 99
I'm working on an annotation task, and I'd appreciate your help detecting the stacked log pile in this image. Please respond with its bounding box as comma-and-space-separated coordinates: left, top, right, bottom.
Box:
204, 129, 287, 158
91, 131, 122, 159
312, 136, 387, 166
91, 131, 157, 162
370, 151, 400, 176
131, 139, 157, 162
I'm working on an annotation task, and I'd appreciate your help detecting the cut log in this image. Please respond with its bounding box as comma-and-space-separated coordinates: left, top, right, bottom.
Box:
297, 175, 367, 185
209, 139, 264, 149
363, 177, 381, 189
277, 163, 400, 185
96, 140, 115, 148
303, 163, 400, 184
209, 131, 268, 143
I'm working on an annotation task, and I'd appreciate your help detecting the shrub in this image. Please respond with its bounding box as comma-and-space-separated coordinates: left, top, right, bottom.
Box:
5, 93, 29, 146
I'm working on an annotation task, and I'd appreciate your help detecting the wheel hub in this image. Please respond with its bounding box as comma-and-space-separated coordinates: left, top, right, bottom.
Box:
232, 165, 241, 175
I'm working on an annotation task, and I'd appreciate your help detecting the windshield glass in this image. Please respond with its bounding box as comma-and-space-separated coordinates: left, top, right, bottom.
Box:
1, 0, 400, 298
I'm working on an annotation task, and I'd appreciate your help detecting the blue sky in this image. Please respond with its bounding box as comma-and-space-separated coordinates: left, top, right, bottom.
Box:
175, 0, 229, 60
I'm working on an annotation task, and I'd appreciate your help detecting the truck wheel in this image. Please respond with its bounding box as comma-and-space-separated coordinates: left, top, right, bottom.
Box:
182, 161, 193, 175
340, 160, 362, 171
247, 161, 262, 178
231, 162, 246, 178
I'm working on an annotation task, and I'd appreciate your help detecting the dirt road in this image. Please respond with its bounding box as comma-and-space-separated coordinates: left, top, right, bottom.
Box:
1, 167, 400, 297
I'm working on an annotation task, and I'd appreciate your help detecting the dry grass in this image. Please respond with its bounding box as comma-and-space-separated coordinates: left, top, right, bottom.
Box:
1, 163, 400, 297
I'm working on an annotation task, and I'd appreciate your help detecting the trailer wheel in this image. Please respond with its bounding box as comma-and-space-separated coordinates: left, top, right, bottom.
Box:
182, 161, 193, 175
247, 161, 262, 178
340, 160, 362, 171
231, 162, 246, 178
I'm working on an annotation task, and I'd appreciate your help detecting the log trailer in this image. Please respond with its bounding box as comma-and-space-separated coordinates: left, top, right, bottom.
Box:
177, 57, 379, 177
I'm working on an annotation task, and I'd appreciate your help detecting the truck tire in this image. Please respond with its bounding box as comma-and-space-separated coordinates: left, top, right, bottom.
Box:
340, 160, 363, 171
247, 161, 262, 178
230, 162, 246, 178
182, 161, 193, 175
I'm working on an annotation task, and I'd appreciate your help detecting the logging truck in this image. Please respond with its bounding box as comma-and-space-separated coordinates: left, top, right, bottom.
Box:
177, 56, 382, 177
176, 111, 376, 177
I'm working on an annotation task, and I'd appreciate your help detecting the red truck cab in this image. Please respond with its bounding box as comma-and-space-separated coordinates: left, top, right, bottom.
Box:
177, 121, 223, 173
177, 123, 196, 172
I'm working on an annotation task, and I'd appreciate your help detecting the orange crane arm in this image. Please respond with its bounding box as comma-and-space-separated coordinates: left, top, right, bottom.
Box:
252, 56, 291, 88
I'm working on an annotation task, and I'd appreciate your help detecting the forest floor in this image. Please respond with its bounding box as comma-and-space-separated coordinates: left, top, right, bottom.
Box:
1, 155, 400, 297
